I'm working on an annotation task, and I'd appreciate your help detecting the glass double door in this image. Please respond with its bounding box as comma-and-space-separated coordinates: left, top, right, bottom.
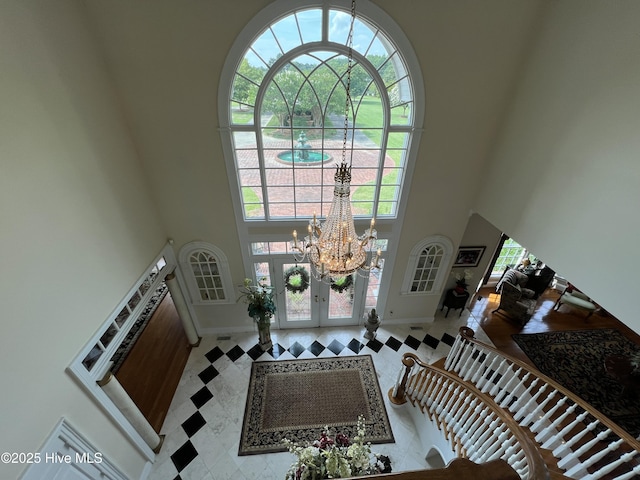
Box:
272, 259, 364, 328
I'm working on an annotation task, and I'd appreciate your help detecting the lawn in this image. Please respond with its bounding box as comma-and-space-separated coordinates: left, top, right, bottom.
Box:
242, 187, 262, 217
231, 106, 254, 125
248, 95, 407, 217
351, 97, 404, 215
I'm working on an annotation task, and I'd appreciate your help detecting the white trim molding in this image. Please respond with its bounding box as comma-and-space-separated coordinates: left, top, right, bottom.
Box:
67, 244, 177, 463
401, 235, 454, 295
20, 418, 131, 480
178, 241, 234, 305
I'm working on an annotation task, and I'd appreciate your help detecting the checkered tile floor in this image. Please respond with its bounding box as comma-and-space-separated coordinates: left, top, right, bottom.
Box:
150, 311, 490, 480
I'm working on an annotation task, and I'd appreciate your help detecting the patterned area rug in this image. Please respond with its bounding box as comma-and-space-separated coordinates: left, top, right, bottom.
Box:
239, 355, 394, 455
110, 284, 168, 373
513, 329, 640, 437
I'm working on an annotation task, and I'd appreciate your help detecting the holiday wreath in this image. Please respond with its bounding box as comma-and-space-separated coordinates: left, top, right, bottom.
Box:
330, 274, 353, 293
284, 265, 310, 293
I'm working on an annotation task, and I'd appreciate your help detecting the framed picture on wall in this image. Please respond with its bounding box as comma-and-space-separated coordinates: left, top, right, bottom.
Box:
453, 246, 486, 267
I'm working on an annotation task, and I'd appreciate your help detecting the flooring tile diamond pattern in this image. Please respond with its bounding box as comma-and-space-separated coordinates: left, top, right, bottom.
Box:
422, 334, 440, 349
170, 440, 198, 472
288, 341, 305, 358
404, 335, 421, 350
441, 332, 456, 346
366, 338, 384, 352
226, 345, 245, 362
385, 336, 403, 351
190, 386, 213, 409
182, 411, 206, 438
246, 344, 265, 360
268, 343, 285, 359
308, 340, 325, 356
204, 346, 224, 363
152, 317, 484, 480
197, 365, 219, 384
347, 338, 364, 353
326, 339, 345, 355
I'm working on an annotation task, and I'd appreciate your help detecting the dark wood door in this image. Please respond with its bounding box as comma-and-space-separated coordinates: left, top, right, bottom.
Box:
115, 293, 191, 432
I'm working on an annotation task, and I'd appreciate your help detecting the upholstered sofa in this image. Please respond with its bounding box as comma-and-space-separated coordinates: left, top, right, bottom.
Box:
493, 268, 537, 325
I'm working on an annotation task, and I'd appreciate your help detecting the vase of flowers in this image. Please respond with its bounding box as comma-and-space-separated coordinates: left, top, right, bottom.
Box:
451, 269, 473, 293
238, 278, 276, 351
283, 416, 391, 479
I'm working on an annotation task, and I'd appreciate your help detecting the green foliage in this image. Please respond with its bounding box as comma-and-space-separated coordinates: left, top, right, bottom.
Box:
238, 278, 276, 321
284, 265, 310, 293
233, 58, 264, 107
284, 416, 392, 480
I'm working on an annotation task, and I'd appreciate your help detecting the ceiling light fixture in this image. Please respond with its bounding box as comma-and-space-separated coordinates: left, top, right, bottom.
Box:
291, 0, 381, 281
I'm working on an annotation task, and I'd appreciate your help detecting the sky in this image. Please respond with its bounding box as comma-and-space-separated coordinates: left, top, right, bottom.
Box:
245, 8, 389, 68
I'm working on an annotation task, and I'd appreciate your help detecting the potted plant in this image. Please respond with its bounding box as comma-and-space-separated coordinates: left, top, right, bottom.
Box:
283, 416, 392, 479
451, 269, 474, 294
239, 278, 276, 351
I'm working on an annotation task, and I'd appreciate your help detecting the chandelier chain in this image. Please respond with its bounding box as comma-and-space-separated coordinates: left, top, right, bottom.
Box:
342, 0, 356, 166
290, 0, 381, 283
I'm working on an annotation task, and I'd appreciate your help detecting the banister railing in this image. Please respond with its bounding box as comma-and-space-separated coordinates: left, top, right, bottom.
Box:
346, 458, 520, 479
389, 352, 549, 480
442, 327, 640, 480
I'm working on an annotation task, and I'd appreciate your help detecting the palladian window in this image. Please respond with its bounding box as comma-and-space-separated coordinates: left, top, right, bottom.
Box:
226, 3, 416, 221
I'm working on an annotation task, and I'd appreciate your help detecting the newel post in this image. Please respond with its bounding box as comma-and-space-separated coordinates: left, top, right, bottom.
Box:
389, 354, 416, 405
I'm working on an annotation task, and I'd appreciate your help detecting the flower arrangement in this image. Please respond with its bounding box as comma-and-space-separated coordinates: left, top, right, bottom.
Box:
451, 269, 473, 287
238, 278, 276, 323
283, 416, 391, 479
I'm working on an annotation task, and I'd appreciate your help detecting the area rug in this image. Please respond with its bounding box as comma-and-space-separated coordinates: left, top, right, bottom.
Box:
111, 283, 168, 373
239, 355, 394, 455
512, 329, 640, 437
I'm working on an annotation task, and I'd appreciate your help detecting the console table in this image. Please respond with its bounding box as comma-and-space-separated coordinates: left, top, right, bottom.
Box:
442, 289, 470, 317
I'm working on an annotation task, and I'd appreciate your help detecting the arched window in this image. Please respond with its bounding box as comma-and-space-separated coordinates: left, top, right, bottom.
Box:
179, 242, 233, 304
402, 235, 454, 295
220, 0, 422, 222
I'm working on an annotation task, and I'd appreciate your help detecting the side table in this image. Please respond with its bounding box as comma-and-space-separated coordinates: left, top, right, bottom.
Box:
442, 288, 470, 317
604, 354, 639, 398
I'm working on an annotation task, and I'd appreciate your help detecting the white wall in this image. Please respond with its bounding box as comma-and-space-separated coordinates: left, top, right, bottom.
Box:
476, 0, 640, 332
0, 2, 165, 478
83, 0, 544, 327
441, 213, 503, 298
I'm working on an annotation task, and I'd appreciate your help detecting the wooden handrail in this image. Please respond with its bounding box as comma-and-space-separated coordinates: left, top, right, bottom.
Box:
455, 326, 640, 452
442, 327, 640, 479
389, 352, 549, 479
346, 458, 519, 479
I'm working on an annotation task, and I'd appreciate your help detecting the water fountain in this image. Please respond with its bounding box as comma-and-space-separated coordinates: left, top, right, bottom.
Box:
276, 131, 331, 165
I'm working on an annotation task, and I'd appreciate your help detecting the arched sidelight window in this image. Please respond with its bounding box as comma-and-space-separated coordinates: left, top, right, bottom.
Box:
222, 1, 420, 222
179, 242, 233, 304
402, 235, 454, 295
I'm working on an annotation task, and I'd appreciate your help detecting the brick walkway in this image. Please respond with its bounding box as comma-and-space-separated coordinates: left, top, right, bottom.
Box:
236, 131, 397, 218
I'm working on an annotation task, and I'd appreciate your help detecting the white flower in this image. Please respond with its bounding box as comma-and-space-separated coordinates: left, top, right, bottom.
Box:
284, 416, 391, 479
452, 269, 473, 282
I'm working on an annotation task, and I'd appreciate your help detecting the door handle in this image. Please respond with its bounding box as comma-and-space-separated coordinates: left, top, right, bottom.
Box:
314, 295, 319, 303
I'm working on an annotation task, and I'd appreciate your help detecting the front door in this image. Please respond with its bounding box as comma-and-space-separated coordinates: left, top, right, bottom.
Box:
272, 259, 364, 328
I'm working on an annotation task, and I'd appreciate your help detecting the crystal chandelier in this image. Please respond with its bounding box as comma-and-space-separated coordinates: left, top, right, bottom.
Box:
291, 0, 381, 281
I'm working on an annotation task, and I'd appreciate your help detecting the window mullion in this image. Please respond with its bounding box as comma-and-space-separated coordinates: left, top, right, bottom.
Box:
255, 130, 270, 220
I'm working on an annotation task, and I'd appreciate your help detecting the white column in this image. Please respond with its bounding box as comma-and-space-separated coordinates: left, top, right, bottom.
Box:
97, 372, 164, 453
165, 271, 200, 346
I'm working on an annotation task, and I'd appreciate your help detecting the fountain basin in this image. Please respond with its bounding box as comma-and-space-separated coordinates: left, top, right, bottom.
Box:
276, 150, 332, 165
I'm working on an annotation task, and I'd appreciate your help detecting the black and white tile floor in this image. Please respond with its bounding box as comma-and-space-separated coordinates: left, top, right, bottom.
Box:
149, 310, 490, 480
